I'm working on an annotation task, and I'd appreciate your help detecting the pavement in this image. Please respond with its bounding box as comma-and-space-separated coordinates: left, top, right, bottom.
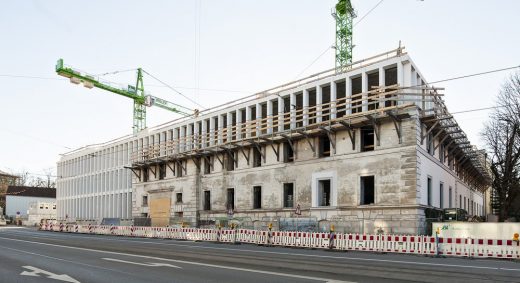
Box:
0, 227, 519, 283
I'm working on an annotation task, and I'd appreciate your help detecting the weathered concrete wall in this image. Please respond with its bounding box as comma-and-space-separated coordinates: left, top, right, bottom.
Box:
133, 116, 430, 234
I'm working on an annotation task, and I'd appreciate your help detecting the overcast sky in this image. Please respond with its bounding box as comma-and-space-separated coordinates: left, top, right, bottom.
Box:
1, 0, 519, 178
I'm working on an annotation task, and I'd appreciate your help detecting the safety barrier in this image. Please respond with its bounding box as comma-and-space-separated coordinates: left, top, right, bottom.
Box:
40, 224, 519, 260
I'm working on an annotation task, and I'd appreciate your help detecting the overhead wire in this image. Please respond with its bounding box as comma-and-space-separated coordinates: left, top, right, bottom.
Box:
293, 0, 385, 80
141, 70, 206, 109
292, 45, 333, 81
353, 0, 384, 27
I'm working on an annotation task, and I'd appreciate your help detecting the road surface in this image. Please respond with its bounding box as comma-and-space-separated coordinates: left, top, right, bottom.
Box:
0, 227, 519, 283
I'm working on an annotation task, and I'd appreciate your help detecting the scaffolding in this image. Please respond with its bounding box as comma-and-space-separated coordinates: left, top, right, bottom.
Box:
125, 47, 490, 191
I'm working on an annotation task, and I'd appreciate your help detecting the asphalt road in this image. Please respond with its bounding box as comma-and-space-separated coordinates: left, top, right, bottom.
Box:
0, 227, 519, 283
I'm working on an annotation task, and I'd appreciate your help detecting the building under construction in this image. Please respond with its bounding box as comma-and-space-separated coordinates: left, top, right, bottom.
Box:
56, 46, 490, 234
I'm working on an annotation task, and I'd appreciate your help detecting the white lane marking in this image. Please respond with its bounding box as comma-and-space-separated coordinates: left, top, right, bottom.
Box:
0, 237, 353, 283
21, 266, 80, 283
103, 258, 182, 268
5, 230, 520, 272
7, 230, 520, 272
0, 244, 135, 276
0, 226, 25, 229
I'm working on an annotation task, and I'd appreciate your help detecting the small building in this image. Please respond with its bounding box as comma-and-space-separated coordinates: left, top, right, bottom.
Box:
0, 170, 19, 214
5, 186, 56, 220
26, 201, 57, 226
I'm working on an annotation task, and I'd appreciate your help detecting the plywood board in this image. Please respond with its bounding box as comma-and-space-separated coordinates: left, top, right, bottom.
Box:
150, 197, 171, 227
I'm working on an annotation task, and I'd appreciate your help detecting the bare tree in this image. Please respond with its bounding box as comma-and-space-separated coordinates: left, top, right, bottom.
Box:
15, 170, 30, 186
482, 72, 520, 221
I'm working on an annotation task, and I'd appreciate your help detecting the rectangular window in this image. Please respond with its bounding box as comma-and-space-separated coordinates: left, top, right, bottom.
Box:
439, 143, 445, 163
250, 105, 256, 137
231, 112, 237, 140
283, 141, 294, 163
253, 146, 262, 167
426, 132, 434, 155
143, 168, 149, 182
336, 81, 346, 118
227, 188, 235, 210
283, 96, 291, 130
319, 136, 331, 157
308, 88, 316, 125
360, 176, 375, 205
283, 183, 294, 208
318, 179, 331, 206
204, 191, 211, 211
159, 163, 166, 180
176, 161, 183, 177
222, 114, 228, 143
226, 152, 235, 171
204, 157, 211, 174
295, 92, 303, 128
322, 85, 331, 121
367, 72, 379, 111
176, 193, 182, 203
361, 127, 375, 152
464, 196, 466, 211
439, 183, 444, 209
449, 187, 453, 208
427, 177, 432, 206
253, 186, 262, 209
351, 76, 362, 114
142, 195, 148, 207
272, 100, 279, 133
384, 67, 397, 107
261, 103, 267, 135
459, 195, 462, 209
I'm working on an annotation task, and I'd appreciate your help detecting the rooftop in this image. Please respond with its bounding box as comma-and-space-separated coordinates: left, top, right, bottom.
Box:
6, 186, 56, 198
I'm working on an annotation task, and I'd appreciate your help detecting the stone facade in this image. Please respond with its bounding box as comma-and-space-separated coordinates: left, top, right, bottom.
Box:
57, 48, 489, 235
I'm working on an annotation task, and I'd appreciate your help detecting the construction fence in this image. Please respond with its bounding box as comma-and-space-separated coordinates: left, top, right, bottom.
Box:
40, 222, 520, 260
67, 215, 432, 235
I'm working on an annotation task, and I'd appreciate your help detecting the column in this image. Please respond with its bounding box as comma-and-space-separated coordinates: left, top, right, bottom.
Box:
397, 62, 405, 106
290, 93, 296, 129
277, 96, 284, 132
236, 110, 242, 140
255, 103, 261, 136
227, 112, 233, 142
217, 116, 223, 144
361, 72, 368, 112
316, 86, 323, 123
201, 120, 207, 148
186, 124, 193, 151
267, 100, 273, 134
245, 107, 252, 138
346, 78, 352, 115
180, 126, 186, 152
303, 89, 309, 127
209, 118, 215, 146
330, 82, 337, 119
378, 67, 386, 109
194, 122, 200, 150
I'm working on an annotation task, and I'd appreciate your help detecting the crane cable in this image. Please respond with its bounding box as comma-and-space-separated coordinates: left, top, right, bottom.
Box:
142, 70, 206, 109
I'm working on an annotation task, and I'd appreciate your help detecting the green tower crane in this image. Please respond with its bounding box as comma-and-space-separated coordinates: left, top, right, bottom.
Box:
56, 59, 195, 134
333, 0, 356, 73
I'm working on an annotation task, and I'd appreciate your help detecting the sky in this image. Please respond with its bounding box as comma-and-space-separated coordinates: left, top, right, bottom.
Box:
1, 0, 519, 178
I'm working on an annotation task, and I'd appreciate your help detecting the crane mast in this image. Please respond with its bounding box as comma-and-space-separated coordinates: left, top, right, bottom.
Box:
56, 59, 194, 134
333, 0, 356, 73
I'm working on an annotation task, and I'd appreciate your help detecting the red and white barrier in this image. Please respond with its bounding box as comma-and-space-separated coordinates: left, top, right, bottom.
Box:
42, 223, 519, 260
